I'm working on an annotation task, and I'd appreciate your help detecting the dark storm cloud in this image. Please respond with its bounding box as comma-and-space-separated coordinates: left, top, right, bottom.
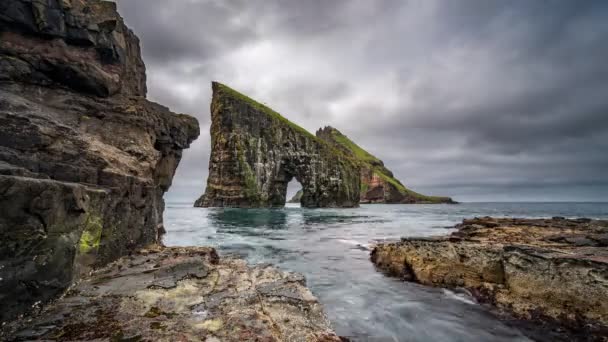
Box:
117, 0, 608, 202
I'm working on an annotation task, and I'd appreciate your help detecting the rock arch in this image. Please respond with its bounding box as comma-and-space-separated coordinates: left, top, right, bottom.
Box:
195, 82, 360, 208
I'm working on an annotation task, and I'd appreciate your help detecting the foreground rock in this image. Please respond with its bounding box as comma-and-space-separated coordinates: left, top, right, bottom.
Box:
196, 82, 360, 208
0, 0, 199, 321
2, 246, 341, 342
371, 217, 608, 339
316, 127, 454, 204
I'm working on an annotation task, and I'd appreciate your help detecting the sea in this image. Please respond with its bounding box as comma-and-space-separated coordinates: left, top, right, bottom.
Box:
163, 202, 608, 342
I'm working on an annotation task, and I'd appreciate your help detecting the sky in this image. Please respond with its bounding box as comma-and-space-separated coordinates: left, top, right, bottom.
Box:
117, 0, 608, 203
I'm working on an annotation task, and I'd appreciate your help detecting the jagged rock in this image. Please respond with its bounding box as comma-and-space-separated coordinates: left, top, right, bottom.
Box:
1, 246, 342, 342
196, 83, 360, 208
316, 126, 454, 204
0, 0, 146, 97
371, 217, 608, 340
0, 0, 199, 322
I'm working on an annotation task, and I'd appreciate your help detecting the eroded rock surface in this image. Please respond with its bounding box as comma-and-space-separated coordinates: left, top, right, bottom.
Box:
316, 127, 454, 204
196, 83, 360, 208
371, 217, 608, 340
0, 0, 199, 321
2, 246, 341, 342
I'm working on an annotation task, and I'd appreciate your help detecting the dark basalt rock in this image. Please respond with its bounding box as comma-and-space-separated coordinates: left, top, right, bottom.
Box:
0, 0, 199, 322
195, 82, 360, 208
316, 126, 455, 204
0, 0, 146, 97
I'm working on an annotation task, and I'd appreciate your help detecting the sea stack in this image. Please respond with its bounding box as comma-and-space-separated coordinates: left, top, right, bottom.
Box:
0, 0, 199, 321
316, 126, 454, 204
195, 82, 360, 208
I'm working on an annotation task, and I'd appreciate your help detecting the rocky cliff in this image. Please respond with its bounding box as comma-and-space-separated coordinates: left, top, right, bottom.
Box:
371, 217, 608, 340
0, 0, 199, 322
196, 83, 360, 208
316, 126, 454, 204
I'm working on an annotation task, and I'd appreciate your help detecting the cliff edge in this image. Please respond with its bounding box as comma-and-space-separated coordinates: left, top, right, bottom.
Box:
0, 0, 199, 321
316, 126, 454, 204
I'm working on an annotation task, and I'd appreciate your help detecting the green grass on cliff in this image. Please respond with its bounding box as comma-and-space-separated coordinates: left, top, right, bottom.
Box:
328, 129, 382, 165
215, 83, 317, 140
322, 128, 451, 203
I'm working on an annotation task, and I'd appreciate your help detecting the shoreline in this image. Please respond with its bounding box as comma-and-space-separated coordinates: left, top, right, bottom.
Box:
371, 216, 608, 341
2, 246, 341, 341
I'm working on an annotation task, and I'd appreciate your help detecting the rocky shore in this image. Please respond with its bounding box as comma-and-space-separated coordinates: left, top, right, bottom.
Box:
2, 246, 340, 342
371, 217, 608, 340
0, 1, 341, 340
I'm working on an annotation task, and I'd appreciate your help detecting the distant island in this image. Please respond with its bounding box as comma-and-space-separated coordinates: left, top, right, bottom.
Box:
197, 83, 454, 208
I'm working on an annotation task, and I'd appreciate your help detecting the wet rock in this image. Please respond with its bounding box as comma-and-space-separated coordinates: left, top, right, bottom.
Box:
316, 126, 455, 204
1, 246, 341, 342
371, 217, 608, 340
0, 0, 199, 321
195, 83, 360, 208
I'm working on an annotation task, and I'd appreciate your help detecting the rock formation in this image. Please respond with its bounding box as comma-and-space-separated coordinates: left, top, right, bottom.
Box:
2, 246, 342, 342
195, 83, 360, 208
316, 126, 454, 204
288, 189, 304, 203
0, 0, 199, 321
371, 217, 608, 339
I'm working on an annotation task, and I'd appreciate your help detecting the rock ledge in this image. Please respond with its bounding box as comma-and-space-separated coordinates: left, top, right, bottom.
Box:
371, 217, 608, 340
2, 246, 341, 342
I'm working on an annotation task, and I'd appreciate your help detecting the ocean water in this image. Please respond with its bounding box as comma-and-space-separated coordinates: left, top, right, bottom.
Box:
163, 202, 608, 341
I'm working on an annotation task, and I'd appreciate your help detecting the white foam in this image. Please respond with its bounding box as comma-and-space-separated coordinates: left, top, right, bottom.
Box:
442, 289, 477, 305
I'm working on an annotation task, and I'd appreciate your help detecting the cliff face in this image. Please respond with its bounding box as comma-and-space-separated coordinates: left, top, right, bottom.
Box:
316, 126, 454, 204
0, 0, 199, 321
195, 83, 360, 208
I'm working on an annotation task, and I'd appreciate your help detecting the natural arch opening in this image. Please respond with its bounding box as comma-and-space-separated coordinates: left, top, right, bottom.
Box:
286, 179, 303, 205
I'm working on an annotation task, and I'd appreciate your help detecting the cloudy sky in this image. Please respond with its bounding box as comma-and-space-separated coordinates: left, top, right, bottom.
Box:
118, 0, 608, 202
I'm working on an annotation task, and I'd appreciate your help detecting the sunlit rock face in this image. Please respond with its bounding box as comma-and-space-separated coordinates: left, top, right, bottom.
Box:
316, 126, 455, 204
196, 82, 360, 208
0, 0, 199, 321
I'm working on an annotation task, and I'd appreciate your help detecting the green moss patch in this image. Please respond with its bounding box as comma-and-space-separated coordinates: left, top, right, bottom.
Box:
215, 82, 317, 140
79, 215, 103, 254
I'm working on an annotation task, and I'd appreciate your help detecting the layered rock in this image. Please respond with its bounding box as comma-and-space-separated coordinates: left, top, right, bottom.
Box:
2, 246, 341, 342
0, 0, 199, 322
316, 126, 454, 204
371, 217, 608, 339
196, 83, 360, 208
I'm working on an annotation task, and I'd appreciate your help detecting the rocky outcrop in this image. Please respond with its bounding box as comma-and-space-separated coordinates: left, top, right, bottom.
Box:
288, 189, 304, 203
196, 83, 360, 208
2, 246, 342, 342
0, 0, 199, 322
316, 126, 454, 204
371, 217, 608, 339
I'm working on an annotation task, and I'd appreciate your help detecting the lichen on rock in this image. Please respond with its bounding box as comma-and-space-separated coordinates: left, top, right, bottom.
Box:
316, 126, 455, 204
196, 82, 360, 208
1, 246, 342, 342
0, 0, 199, 321
371, 217, 608, 339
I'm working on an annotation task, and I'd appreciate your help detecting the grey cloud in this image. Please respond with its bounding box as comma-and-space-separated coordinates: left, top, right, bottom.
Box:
118, 0, 608, 202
